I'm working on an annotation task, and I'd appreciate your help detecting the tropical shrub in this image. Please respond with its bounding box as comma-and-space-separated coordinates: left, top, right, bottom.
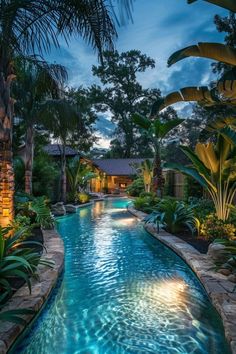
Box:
10, 215, 32, 239
145, 199, 199, 234
133, 195, 160, 214
139, 191, 156, 198
188, 197, 215, 223
131, 159, 153, 193
184, 175, 203, 200
200, 214, 236, 241
0, 226, 53, 323
75, 192, 90, 204
67, 158, 96, 201
0, 232, 52, 322
126, 178, 145, 197
33, 153, 60, 200
16, 196, 54, 229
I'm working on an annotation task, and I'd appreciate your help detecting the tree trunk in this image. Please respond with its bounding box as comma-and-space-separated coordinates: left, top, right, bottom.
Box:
60, 145, 67, 203
0, 145, 14, 227
0, 68, 15, 227
24, 124, 34, 195
152, 145, 165, 198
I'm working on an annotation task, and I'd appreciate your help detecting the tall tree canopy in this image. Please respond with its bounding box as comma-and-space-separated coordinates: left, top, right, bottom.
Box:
90, 50, 161, 157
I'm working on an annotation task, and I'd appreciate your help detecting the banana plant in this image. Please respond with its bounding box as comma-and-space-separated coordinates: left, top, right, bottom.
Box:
131, 159, 153, 193
187, 0, 236, 12
151, 86, 221, 113
133, 113, 184, 196
165, 130, 236, 220
66, 158, 97, 200
152, 0, 236, 113
168, 42, 236, 68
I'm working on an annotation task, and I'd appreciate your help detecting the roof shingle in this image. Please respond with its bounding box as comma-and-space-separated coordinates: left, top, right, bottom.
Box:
92, 158, 152, 176
44, 144, 78, 157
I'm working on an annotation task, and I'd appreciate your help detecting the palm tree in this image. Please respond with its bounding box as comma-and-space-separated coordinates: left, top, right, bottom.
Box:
0, 0, 118, 227
14, 59, 67, 195
133, 113, 184, 197
39, 99, 81, 203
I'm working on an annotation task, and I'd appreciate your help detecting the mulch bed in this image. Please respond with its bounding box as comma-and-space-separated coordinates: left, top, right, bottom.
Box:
174, 230, 211, 254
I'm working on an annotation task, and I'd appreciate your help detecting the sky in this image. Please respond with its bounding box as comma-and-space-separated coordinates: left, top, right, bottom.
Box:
48, 0, 228, 148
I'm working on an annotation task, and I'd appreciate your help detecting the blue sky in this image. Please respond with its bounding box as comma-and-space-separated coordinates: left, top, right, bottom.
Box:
49, 0, 228, 147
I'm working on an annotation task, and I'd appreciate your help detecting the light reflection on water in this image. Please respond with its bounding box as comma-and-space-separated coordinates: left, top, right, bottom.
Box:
15, 199, 230, 354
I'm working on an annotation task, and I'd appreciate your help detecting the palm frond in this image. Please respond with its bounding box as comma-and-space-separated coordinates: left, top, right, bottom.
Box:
0, 0, 117, 60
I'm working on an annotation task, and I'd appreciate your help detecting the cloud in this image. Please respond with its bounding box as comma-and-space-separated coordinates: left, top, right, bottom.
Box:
48, 0, 228, 147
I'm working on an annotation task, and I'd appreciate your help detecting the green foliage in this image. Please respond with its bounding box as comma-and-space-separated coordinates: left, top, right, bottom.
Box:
145, 199, 199, 234
10, 215, 32, 239
16, 196, 54, 229
66, 158, 96, 201
133, 112, 184, 195
166, 131, 236, 221
188, 197, 215, 223
200, 214, 236, 241
90, 50, 159, 157
184, 175, 203, 200
0, 226, 53, 323
75, 192, 90, 204
133, 195, 160, 214
126, 178, 145, 197
131, 159, 153, 193
33, 153, 59, 199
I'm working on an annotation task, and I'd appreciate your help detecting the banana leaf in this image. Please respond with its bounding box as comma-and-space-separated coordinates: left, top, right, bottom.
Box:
187, 0, 236, 12
168, 42, 236, 67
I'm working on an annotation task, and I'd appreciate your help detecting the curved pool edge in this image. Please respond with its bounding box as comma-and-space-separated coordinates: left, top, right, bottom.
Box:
128, 205, 236, 354
0, 228, 65, 354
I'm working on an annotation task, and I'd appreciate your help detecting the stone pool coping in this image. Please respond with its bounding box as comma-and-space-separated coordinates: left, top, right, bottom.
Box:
128, 205, 236, 354
74, 201, 93, 209
0, 228, 64, 354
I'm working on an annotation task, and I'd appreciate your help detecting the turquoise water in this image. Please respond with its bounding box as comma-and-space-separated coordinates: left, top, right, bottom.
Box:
15, 198, 230, 354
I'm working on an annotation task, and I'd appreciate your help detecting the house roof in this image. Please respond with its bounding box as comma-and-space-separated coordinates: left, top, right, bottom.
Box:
92, 158, 151, 176
44, 144, 78, 157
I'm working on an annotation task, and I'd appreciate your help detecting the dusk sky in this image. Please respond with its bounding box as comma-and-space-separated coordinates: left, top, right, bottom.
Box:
49, 0, 228, 148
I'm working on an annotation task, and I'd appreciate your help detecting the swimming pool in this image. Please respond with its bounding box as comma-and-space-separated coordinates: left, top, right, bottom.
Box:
15, 198, 230, 353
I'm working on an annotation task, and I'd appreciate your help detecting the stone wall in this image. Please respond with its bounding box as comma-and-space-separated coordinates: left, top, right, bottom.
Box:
0, 229, 64, 354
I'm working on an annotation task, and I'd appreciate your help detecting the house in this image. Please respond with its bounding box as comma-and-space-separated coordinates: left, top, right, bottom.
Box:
89, 158, 150, 193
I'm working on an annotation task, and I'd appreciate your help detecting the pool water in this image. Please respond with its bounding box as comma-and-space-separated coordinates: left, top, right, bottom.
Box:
15, 199, 230, 354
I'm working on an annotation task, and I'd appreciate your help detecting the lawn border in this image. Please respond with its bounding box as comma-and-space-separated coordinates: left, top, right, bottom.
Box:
128, 205, 236, 354
0, 228, 64, 354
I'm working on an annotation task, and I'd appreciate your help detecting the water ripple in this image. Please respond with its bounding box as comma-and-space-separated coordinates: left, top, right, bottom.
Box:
15, 199, 230, 354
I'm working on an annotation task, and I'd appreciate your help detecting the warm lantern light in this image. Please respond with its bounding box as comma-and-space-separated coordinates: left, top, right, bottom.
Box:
3, 208, 10, 217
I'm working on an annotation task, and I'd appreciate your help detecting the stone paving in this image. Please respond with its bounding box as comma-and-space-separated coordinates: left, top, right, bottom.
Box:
0, 229, 64, 354
128, 205, 236, 354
